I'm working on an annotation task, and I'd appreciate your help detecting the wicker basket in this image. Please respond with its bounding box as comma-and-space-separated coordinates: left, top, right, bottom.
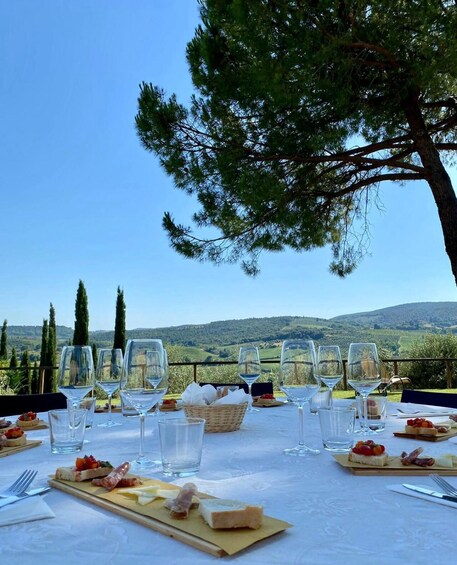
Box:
183, 403, 248, 433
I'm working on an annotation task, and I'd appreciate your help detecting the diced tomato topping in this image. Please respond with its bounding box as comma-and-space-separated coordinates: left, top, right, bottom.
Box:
406, 418, 434, 428
352, 440, 385, 456
18, 411, 37, 421
5, 427, 24, 439
75, 455, 100, 471
163, 399, 176, 405
260, 394, 275, 399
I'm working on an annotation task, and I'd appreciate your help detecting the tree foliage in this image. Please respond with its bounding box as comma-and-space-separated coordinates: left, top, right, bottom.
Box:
0, 319, 7, 360
113, 286, 126, 354
44, 303, 57, 393
73, 280, 90, 346
136, 0, 457, 281
17, 350, 30, 395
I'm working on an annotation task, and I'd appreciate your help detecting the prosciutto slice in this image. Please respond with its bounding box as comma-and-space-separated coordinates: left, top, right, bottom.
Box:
164, 482, 199, 519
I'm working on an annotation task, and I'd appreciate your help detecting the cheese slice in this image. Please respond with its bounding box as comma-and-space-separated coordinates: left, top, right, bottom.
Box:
199, 499, 263, 530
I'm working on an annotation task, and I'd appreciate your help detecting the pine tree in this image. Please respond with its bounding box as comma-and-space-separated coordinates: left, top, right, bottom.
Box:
45, 303, 57, 392
73, 280, 89, 345
0, 319, 7, 360
18, 350, 30, 395
113, 286, 126, 354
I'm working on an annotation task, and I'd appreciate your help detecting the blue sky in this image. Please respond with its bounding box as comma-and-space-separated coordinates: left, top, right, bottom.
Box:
1, 0, 456, 331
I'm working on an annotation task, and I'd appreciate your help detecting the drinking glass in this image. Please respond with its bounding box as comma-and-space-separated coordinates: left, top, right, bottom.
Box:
58, 346, 95, 440
317, 345, 343, 406
96, 348, 123, 428
279, 339, 321, 455
58, 346, 95, 408
238, 346, 261, 413
347, 343, 381, 435
120, 339, 168, 471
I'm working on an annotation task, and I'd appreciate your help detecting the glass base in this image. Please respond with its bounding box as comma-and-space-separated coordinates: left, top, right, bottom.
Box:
130, 457, 162, 472
284, 444, 320, 456
247, 405, 259, 413
98, 421, 122, 428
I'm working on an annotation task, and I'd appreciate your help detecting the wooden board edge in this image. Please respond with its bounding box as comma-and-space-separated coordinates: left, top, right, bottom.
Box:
48, 478, 226, 557
0, 439, 42, 458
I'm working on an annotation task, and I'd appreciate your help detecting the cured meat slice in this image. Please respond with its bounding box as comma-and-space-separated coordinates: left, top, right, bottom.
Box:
92, 461, 130, 491
164, 482, 199, 519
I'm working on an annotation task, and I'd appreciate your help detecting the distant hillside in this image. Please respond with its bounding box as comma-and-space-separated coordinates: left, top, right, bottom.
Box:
332, 301, 457, 329
4, 302, 457, 360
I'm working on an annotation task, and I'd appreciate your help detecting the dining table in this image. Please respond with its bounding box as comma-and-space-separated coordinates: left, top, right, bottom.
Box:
2, 398, 457, 565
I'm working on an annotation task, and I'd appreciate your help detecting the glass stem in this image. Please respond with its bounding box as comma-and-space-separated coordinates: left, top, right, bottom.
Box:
362, 395, 368, 432
298, 404, 304, 446
139, 414, 145, 460
107, 394, 112, 424
328, 386, 334, 408
70, 402, 78, 440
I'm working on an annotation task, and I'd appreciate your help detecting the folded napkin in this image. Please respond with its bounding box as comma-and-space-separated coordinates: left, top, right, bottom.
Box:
0, 495, 55, 527
395, 411, 457, 419
387, 484, 457, 509
181, 383, 249, 405
395, 404, 457, 418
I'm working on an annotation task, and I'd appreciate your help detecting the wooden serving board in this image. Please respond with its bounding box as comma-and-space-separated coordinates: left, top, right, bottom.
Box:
48, 477, 292, 557
0, 440, 42, 458
252, 400, 285, 408
393, 429, 457, 442
334, 454, 457, 476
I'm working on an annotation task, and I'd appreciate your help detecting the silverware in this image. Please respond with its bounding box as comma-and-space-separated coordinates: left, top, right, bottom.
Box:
402, 483, 457, 503
0, 487, 50, 509
430, 474, 457, 496
0, 470, 38, 498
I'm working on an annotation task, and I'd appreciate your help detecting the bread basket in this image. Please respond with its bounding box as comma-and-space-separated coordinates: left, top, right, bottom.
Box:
183, 403, 248, 433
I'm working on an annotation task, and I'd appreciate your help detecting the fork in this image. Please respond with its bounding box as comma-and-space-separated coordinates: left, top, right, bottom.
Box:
430, 474, 457, 496
0, 470, 38, 498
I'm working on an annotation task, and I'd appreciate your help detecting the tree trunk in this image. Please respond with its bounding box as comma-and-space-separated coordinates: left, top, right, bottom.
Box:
403, 92, 457, 287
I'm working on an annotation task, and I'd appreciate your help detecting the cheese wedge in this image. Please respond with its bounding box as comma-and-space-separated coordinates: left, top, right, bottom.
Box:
199, 499, 263, 530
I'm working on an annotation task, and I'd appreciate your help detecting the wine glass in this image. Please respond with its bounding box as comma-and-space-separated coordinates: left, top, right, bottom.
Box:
238, 346, 261, 412
347, 343, 381, 435
96, 348, 123, 428
120, 339, 168, 471
58, 346, 95, 439
58, 346, 95, 408
279, 339, 320, 456
317, 345, 343, 406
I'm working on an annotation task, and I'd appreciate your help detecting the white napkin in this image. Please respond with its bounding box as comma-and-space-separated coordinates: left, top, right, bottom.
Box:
181, 382, 207, 405
395, 403, 457, 418
387, 484, 457, 509
0, 495, 55, 527
213, 387, 250, 405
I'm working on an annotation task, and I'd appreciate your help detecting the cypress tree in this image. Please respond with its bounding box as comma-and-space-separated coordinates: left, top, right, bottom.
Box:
9, 347, 18, 369
45, 303, 57, 392
8, 346, 18, 389
92, 343, 98, 369
0, 319, 7, 360
31, 361, 39, 394
73, 280, 89, 346
39, 319, 48, 392
113, 286, 126, 354
18, 350, 30, 395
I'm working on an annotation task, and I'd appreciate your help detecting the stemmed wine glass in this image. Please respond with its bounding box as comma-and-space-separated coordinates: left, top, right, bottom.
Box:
238, 346, 261, 412
96, 348, 123, 428
317, 345, 343, 406
279, 339, 321, 456
58, 345, 95, 438
347, 343, 381, 435
120, 339, 168, 471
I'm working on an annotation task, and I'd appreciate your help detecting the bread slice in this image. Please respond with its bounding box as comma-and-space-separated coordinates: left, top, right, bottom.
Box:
348, 451, 389, 467
16, 418, 40, 428
6, 434, 27, 447
405, 425, 438, 436
199, 499, 263, 530
55, 465, 113, 482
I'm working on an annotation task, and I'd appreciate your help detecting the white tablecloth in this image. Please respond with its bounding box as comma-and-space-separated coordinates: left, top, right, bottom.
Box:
1, 401, 456, 565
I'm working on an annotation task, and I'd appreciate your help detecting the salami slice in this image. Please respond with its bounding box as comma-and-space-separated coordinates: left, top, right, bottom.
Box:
92, 461, 130, 491
164, 482, 198, 519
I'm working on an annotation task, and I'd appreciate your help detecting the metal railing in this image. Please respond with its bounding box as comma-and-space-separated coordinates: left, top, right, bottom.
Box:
1, 356, 457, 393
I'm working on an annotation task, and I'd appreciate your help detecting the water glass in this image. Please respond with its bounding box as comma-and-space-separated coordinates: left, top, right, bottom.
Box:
48, 408, 87, 454
68, 397, 96, 429
356, 395, 387, 433
318, 407, 356, 452
158, 417, 205, 477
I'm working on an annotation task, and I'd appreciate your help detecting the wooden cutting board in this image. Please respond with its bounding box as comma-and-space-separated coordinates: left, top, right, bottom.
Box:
4, 419, 48, 431
334, 454, 457, 476
252, 400, 285, 408
0, 440, 42, 458
48, 477, 292, 556
393, 429, 457, 442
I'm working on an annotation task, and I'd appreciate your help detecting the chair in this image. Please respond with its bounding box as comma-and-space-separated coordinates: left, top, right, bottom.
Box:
400, 389, 457, 409
0, 392, 67, 417
199, 382, 274, 396
378, 375, 411, 395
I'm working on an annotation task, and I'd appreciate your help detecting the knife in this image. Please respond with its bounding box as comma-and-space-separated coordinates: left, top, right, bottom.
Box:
402, 483, 457, 503
0, 487, 51, 509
